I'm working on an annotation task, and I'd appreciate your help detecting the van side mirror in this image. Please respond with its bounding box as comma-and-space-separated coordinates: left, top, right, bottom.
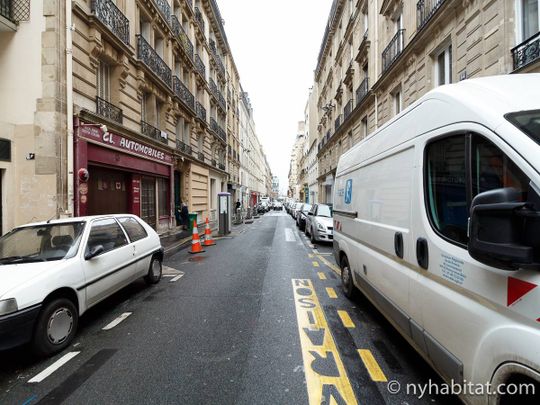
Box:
85, 245, 104, 260
468, 187, 540, 270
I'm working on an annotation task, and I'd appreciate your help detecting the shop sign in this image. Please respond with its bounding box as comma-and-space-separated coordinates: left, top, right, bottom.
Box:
79, 125, 172, 164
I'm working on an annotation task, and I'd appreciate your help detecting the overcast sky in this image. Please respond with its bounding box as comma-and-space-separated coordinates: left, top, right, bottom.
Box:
217, 0, 333, 195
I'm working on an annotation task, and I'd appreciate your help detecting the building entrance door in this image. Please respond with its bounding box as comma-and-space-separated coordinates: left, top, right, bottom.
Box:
141, 177, 156, 229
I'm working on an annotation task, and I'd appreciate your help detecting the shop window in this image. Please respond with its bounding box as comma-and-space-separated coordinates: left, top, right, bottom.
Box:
158, 178, 169, 217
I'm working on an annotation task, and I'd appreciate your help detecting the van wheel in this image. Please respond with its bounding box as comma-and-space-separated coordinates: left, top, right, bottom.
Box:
32, 298, 78, 357
341, 257, 357, 299
144, 256, 162, 285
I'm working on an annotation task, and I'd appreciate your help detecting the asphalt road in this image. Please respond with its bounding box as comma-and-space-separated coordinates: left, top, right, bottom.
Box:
0, 210, 461, 404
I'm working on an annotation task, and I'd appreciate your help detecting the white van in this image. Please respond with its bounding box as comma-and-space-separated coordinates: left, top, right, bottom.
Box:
333, 74, 540, 404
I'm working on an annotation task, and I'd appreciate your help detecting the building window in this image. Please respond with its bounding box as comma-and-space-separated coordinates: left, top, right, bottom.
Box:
434, 45, 452, 86
361, 117, 368, 140
518, 0, 540, 41
158, 177, 169, 217
97, 61, 111, 101
183, 120, 190, 144
198, 134, 204, 152
393, 90, 402, 115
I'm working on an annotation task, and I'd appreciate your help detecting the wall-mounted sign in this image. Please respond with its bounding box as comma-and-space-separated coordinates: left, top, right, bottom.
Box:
79, 125, 172, 165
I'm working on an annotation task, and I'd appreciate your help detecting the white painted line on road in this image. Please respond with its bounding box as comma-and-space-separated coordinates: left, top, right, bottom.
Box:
102, 312, 132, 331
312, 248, 319, 254
285, 228, 295, 242
28, 351, 80, 383
163, 274, 176, 278
170, 272, 185, 282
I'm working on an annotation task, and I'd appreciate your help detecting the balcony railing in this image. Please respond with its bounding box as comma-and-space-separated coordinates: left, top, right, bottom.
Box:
171, 15, 194, 61
210, 117, 219, 133
91, 0, 130, 45
218, 92, 226, 111
219, 163, 225, 170
141, 120, 168, 144
209, 79, 218, 98
356, 77, 369, 106
211, 159, 216, 166
177, 140, 192, 155
194, 53, 206, 78
194, 7, 205, 33
512, 31, 540, 71
173, 76, 195, 111
137, 35, 172, 87
382, 29, 405, 73
96, 96, 123, 124
196, 101, 206, 122
198, 151, 205, 161
209, 39, 226, 77
344, 99, 353, 120
218, 126, 226, 142
417, 0, 445, 31
154, 0, 171, 24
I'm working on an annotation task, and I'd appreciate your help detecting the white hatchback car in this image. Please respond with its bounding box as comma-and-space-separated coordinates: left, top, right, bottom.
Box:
0, 214, 163, 356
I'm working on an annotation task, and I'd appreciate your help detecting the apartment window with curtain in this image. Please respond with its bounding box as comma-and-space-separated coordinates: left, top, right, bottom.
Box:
519, 0, 539, 41
97, 61, 111, 101
393, 89, 402, 115
157, 177, 169, 217
434, 45, 452, 86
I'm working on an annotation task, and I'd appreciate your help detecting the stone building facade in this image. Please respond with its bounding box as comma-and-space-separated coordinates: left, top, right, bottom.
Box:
308, 0, 540, 205
0, 0, 272, 234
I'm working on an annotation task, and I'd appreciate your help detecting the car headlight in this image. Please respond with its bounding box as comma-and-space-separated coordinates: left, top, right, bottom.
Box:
317, 223, 326, 231
0, 298, 18, 316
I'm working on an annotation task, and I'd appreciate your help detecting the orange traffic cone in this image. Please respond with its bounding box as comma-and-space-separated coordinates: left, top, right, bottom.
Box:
203, 217, 216, 246
189, 220, 205, 254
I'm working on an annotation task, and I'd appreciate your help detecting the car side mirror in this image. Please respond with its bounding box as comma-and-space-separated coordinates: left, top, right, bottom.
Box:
85, 245, 104, 260
468, 187, 540, 270
308, 212, 313, 216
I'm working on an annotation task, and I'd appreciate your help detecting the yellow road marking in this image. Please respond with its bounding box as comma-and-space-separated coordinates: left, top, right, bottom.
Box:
318, 272, 326, 280
317, 254, 341, 276
337, 310, 355, 328
292, 279, 358, 405
358, 349, 387, 382
326, 287, 337, 299
312, 261, 320, 267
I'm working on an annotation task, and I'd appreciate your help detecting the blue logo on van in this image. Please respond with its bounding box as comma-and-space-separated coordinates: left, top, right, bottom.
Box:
344, 179, 353, 204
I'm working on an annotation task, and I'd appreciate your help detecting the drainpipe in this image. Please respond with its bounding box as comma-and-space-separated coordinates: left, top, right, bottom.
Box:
66, 0, 74, 216
373, 0, 379, 130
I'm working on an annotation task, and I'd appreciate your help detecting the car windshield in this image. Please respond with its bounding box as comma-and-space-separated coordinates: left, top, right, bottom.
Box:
505, 109, 540, 144
0, 222, 86, 264
317, 205, 332, 217
302, 204, 312, 213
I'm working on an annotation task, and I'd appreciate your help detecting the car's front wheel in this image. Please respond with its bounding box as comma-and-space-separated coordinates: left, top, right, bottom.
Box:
144, 256, 162, 285
32, 298, 78, 357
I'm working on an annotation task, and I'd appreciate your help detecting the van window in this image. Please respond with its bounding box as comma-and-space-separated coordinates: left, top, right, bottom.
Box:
426, 135, 468, 244
425, 133, 531, 247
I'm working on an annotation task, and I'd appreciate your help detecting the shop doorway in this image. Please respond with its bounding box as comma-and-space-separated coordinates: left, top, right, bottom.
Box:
87, 166, 128, 215
141, 177, 156, 229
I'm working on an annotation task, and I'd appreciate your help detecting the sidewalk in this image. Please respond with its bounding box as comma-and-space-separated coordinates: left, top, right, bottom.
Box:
159, 221, 218, 257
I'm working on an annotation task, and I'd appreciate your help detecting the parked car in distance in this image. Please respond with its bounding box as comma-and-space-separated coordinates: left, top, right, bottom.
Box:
296, 204, 312, 231
305, 204, 333, 243
0, 214, 163, 357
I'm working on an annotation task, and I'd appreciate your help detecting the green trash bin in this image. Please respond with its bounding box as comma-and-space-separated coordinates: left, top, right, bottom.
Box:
188, 213, 198, 232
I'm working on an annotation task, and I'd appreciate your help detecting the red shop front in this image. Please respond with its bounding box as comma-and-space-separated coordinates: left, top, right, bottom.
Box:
74, 121, 173, 230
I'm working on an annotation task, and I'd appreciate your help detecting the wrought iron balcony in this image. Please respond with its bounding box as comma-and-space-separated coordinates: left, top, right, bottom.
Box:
417, 0, 445, 31
194, 7, 205, 33
512, 32, 540, 71
195, 101, 206, 122
218, 126, 226, 142
198, 151, 205, 161
209, 79, 218, 98
195, 53, 206, 78
211, 158, 216, 166
96, 96, 123, 124
91, 0, 130, 45
176, 140, 192, 154
137, 35, 172, 87
344, 99, 353, 120
218, 92, 226, 111
154, 0, 171, 24
356, 77, 369, 106
382, 29, 405, 73
219, 163, 225, 170
325, 130, 331, 142
141, 120, 168, 144
173, 76, 195, 111
171, 15, 194, 61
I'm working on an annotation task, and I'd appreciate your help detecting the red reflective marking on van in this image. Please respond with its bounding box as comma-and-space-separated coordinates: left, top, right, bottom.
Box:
507, 277, 537, 306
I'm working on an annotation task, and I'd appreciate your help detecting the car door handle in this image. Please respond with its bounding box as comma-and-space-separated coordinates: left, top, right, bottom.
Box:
416, 238, 429, 269
394, 232, 403, 259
